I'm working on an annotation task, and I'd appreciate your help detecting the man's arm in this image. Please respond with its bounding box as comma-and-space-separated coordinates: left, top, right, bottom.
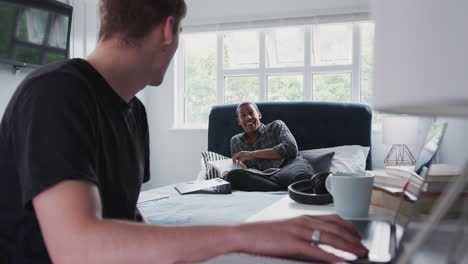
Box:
34, 180, 368, 264
231, 136, 281, 164
270, 120, 299, 159
232, 148, 282, 164
232, 121, 298, 164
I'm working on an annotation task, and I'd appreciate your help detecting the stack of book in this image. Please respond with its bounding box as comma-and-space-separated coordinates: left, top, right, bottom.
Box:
370, 164, 467, 218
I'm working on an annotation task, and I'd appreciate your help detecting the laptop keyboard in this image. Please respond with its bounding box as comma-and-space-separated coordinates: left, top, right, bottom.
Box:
318, 244, 358, 261
318, 220, 392, 263
288, 220, 394, 263
364, 221, 392, 262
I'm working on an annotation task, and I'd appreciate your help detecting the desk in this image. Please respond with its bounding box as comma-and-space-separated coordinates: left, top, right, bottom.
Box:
138, 183, 393, 225
197, 196, 396, 264
201, 196, 468, 264
247, 196, 395, 223
139, 185, 468, 263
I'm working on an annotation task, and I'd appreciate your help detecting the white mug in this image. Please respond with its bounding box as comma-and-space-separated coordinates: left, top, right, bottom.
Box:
325, 172, 374, 218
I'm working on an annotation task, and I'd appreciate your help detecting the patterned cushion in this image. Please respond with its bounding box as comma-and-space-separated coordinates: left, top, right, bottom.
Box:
201, 151, 230, 179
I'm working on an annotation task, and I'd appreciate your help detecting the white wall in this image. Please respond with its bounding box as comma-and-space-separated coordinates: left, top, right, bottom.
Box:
143, 62, 208, 189
184, 0, 368, 26
437, 117, 468, 167
68, 0, 99, 58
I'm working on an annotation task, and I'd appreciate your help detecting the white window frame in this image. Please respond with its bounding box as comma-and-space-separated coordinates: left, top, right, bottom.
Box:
175, 15, 369, 129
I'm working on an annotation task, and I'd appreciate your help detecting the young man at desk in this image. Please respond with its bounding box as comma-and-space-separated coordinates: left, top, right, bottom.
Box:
0, 0, 367, 263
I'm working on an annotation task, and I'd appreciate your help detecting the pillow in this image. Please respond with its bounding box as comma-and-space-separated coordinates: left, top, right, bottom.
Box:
301, 152, 335, 174
200, 151, 230, 180
196, 158, 207, 181
299, 145, 370, 173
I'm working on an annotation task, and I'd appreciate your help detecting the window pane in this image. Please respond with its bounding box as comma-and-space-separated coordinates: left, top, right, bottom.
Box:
224, 31, 259, 69
360, 22, 374, 104
45, 53, 65, 64
47, 14, 69, 49
16, 8, 49, 45
183, 33, 217, 126
268, 75, 303, 101
265, 27, 304, 67
313, 73, 351, 102
359, 22, 384, 127
0, 3, 16, 59
15, 46, 41, 64
311, 23, 352, 65
225, 76, 259, 104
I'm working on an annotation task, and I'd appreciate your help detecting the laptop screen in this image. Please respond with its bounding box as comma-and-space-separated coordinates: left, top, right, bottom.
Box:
393, 121, 447, 226
413, 122, 447, 176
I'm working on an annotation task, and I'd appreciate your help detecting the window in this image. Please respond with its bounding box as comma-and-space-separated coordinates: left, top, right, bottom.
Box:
313, 73, 351, 102
311, 24, 353, 65
360, 22, 385, 127
266, 27, 304, 67
0, 2, 70, 65
225, 76, 259, 104
267, 75, 303, 102
176, 21, 375, 128
224, 31, 259, 69
181, 33, 217, 127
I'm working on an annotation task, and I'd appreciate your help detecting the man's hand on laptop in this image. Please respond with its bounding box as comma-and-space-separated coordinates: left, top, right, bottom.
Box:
235, 214, 369, 263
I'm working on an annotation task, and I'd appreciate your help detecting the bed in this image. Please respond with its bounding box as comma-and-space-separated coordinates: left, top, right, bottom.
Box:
139, 102, 372, 224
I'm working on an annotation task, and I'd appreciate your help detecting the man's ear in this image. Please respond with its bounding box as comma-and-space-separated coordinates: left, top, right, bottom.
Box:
258, 112, 262, 119
161, 16, 175, 45
237, 117, 241, 126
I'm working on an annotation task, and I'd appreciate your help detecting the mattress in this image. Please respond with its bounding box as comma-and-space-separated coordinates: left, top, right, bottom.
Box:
137, 184, 287, 224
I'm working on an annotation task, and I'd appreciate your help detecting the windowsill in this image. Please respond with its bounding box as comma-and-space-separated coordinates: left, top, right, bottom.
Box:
169, 127, 208, 132
372, 125, 383, 134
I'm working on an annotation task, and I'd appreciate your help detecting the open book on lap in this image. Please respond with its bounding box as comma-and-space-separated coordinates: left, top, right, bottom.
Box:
207, 159, 280, 178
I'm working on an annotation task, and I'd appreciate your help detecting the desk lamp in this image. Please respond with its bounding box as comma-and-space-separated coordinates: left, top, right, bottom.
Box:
372, 0, 468, 263
382, 116, 418, 167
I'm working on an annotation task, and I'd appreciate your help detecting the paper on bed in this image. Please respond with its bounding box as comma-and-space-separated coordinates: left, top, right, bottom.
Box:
137, 189, 170, 203
174, 178, 231, 194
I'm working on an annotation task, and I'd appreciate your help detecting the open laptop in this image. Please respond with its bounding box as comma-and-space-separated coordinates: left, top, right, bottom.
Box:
292, 121, 447, 264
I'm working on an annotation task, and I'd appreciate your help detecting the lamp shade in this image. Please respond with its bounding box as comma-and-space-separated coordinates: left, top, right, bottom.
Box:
371, 0, 468, 116
382, 116, 418, 145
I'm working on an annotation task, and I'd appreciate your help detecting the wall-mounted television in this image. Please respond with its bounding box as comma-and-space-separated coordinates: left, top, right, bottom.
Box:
0, 0, 72, 68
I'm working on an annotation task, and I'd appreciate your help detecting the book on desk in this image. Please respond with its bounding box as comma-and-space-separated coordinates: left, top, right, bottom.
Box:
370, 164, 467, 218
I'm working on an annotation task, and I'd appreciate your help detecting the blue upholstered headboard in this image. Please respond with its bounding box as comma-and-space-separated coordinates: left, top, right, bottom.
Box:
207, 102, 373, 170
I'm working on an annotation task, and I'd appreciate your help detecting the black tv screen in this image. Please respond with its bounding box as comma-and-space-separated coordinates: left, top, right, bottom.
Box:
0, 0, 72, 68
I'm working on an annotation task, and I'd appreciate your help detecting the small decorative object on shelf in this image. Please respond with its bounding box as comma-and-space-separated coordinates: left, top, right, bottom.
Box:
382, 116, 418, 167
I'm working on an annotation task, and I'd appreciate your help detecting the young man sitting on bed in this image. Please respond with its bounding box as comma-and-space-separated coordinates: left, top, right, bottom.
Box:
0, 1, 368, 263
226, 102, 318, 191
